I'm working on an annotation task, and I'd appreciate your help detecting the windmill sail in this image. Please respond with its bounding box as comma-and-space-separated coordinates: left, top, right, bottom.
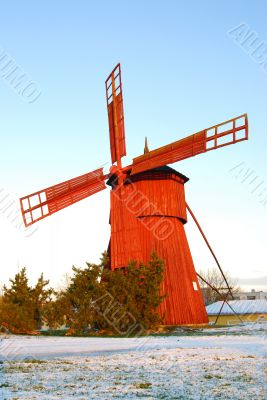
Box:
20, 168, 107, 227
106, 63, 126, 166
131, 114, 248, 175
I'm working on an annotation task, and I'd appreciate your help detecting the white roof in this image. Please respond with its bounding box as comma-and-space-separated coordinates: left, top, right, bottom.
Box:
206, 299, 267, 315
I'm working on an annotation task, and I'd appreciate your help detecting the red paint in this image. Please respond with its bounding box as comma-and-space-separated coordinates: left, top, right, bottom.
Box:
109, 167, 208, 325
20, 168, 106, 227
131, 114, 248, 175
105, 64, 126, 166
20, 64, 249, 326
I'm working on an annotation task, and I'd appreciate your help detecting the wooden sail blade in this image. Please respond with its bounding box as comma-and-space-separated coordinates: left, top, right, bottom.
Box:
20, 168, 107, 227
105, 63, 126, 166
130, 114, 248, 175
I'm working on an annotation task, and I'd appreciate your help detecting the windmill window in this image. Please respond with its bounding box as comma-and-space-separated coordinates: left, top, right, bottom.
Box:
32, 208, 42, 221
235, 129, 246, 141
24, 212, 32, 225
40, 192, 47, 203
193, 281, 198, 291
21, 198, 29, 211
235, 116, 245, 128
42, 205, 49, 215
107, 86, 112, 101
29, 194, 40, 207
106, 77, 112, 90
206, 128, 215, 137
206, 140, 215, 149
217, 134, 233, 146
115, 75, 120, 88
217, 121, 233, 134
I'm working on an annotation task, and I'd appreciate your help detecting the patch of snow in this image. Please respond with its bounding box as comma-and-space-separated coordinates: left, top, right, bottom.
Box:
0, 323, 266, 399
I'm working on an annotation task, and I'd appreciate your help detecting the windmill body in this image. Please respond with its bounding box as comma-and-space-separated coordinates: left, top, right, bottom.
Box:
20, 64, 248, 326
109, 166, 208, 325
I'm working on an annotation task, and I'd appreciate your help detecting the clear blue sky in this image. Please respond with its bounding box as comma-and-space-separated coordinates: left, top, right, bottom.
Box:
0, 0, 266, 290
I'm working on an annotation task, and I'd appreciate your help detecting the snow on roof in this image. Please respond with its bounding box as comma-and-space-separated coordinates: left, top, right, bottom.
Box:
206, 299, 267, 315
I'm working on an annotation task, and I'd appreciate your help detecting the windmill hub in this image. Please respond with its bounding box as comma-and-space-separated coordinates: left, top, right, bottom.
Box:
20, 64, 249, 326
109, 164, 121, 176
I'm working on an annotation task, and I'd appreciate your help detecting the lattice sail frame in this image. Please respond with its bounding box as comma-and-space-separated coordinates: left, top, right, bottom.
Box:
20, 63, 249, 228
105, 63, 126, 166
130, 114, 248, 175
20, 168, 106, 227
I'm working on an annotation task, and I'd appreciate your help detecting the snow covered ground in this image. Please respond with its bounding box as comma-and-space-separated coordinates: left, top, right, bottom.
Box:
0, 323, 266, 399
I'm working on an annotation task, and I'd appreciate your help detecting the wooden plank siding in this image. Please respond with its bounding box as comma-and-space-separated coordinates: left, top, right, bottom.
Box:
109, 167, 208, 325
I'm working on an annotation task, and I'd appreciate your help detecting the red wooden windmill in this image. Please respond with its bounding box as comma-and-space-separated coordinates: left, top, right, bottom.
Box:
20, 64, 248, 326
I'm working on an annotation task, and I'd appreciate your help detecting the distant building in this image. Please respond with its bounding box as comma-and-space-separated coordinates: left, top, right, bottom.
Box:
206, 299, 267, 324
233, 289, 267, 301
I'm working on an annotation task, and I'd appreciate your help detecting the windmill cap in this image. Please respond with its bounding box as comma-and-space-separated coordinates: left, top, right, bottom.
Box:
138, 166, 189, 183
107, 165, 189, 186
